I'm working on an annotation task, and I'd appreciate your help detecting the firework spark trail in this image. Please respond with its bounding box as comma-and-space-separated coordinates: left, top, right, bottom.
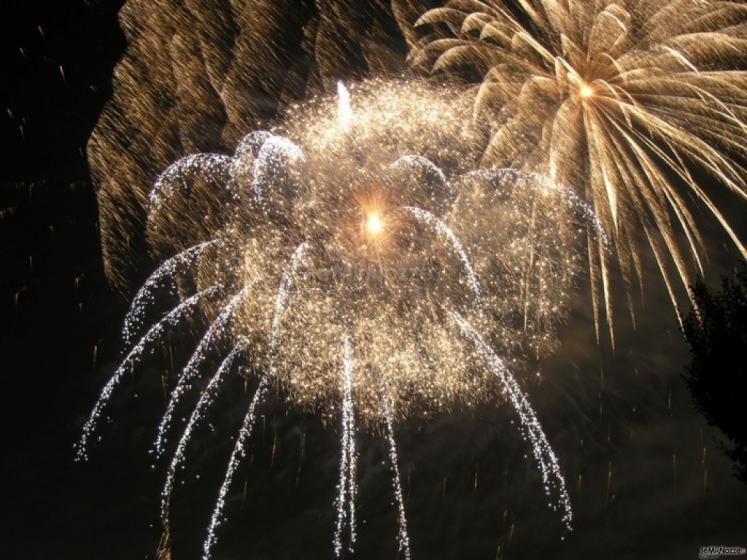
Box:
161, 339, 250, 518
391, 156, 451, 195
345, 360, 357, 552
75, 286, 221, 462
332, 339, 352, 557
380, 381, 412, 560
337, 81, 353, 132
390, 155, 454, 214
154, 287, 249, 457
404, 206, 481, 307
333, 334, 357, 557
148, 154, 232, 211
450, 311, 573, 531
251, 136, 304, 205
201, 375, 269, 560
461, 169, 611, 249
203, 243, 309, 560
123, 240, 220, 346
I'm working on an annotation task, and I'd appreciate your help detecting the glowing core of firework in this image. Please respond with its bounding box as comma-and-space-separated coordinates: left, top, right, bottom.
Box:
579, 84, 594, 99
365, 211, 384, 236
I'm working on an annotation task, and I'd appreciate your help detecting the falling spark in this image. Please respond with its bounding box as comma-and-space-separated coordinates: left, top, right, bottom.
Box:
202, 376, 269, 560
75, 286, 221, 462
251, 135, 304, 207
380, 381, 412, 560
450, 311, 573, 531
123, 240, 219, 346
154, 286, 249, 457
149, 154, 232, 212
333, 334, 358, 557
405, 205, 482, 307
203, 243, 308, 560
161, 340, 249, 518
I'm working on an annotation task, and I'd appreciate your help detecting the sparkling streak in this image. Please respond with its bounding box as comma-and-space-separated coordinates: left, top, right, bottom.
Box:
270, 242, 310, 339
450, 311, 573, 531
337, 81, 353, 132
123, 240, 219, 346
154, 287, 249, 457
380, 382, 412, 560
404, 206, 481, 307
461, 169, 610, 249
203, 243, 309, 560
333, 334, 357, 557
251, 135, 304, 205
390, 155, 455, 214
149, 154, 231, 211
75, 286, 221, 462
161, 340, 249, 518
202, 376, 269, 560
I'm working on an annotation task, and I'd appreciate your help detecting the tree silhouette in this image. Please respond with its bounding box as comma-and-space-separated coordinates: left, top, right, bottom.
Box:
683, 265, 747, 482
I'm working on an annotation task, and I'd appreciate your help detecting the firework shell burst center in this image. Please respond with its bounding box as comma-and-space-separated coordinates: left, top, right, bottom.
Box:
145, 80, 587, 423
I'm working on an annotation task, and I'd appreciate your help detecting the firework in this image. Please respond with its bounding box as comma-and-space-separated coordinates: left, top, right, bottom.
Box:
410, 0, 747, 341
78, 80, 598, 556
88, 0, 422, 293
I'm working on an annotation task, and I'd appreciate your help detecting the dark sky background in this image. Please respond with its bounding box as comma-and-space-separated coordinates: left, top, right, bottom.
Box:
1, 2, 746, 559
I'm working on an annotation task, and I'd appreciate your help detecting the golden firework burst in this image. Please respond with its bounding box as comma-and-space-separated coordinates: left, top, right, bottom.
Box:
410, 0, 747, 343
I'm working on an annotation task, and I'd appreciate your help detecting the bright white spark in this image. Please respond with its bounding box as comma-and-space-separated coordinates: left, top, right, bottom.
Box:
161, 339, 249, 518
450, 311, 573, 531
251, 135, 304, 205
75, 286, 221, 462
333, 334, 357, 557
154, 286, 249, 457
122, 239, 219, 346
390, 155, 455, 214
405, 206, 482, 307
203, 243, 309, 560
380, 383, 411, 560
149, 154, 231, 211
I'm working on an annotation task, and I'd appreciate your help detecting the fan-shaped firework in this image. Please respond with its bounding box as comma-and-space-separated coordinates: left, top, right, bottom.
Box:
76, 80, 607, 557
410, 0, 747, 342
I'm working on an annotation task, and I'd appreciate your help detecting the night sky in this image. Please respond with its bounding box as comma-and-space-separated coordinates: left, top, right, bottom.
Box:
2, 2, 746, 559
